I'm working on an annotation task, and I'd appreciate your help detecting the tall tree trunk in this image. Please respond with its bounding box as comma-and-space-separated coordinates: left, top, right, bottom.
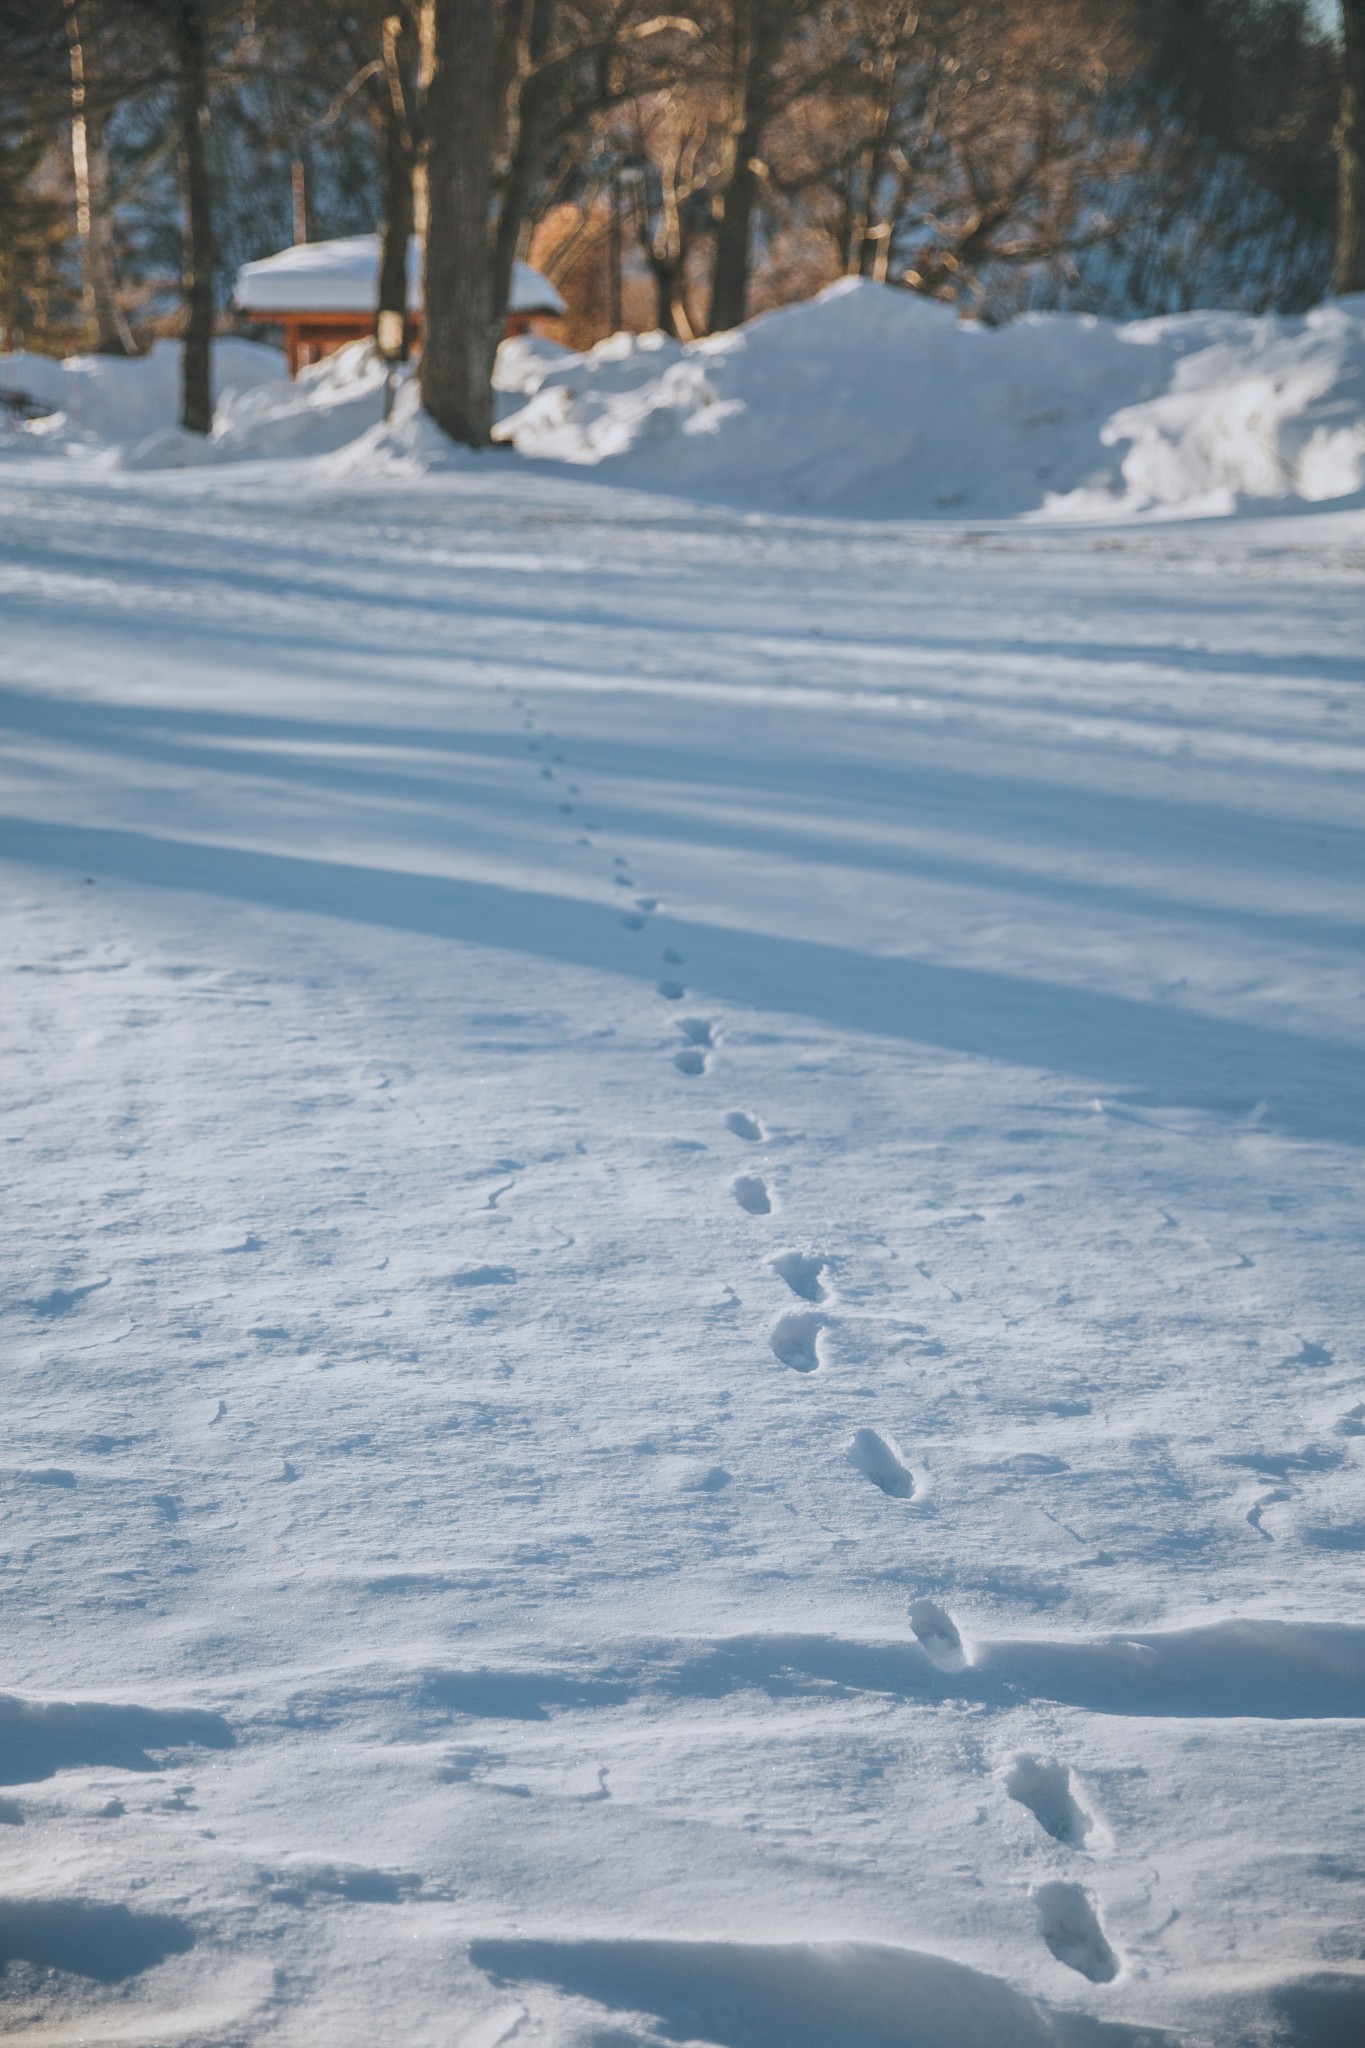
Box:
83, 111, 135, 352
377, 14, 416, 359
708, 140, 761, 330
377, 133, 414, 358
420, 0, 497, 448
490, 0, 555, 331
708, 0, 781, 334
173, 0, 214, 435
646, 251, 682, 335
1338, 0, 1365, 296
64, 2, 134, 354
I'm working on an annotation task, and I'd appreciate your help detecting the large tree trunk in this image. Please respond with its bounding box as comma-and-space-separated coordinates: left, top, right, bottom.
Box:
173, 0, 214, 435
708, 140, 762, 331
707, 0, 782, 334
420, 0, 497, 447
376, 12, 416, 358
1339, 0, 1365, 296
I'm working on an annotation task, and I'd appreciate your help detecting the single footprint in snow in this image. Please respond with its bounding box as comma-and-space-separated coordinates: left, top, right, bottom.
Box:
661, 948, 683, 966
772, 1251, 826, 1302
657, 979, 686, 1001
678, 1018, 714, 1047
733, 1175, 772, 1215
1034, 1881, 1119, 1983
770, 1309, 827, 1373
848, 1427, 913, 1498
621, 913, 647, 930
1006, 1756, 1096, 1848
674, 1048, 708, 1076
685, 1465, 733, 1493
909, 1597, 969, 1671
725, 1110, 764, 1142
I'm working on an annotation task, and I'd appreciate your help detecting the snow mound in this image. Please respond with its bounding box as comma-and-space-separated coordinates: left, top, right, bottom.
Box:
484, 280, 1365, 518
302, 281, 1365, 518
0, 337, 284, 452
4, 285, 1364, 519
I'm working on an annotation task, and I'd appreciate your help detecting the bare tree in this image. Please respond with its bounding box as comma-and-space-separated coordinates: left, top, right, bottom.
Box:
707, 0, 820, 330
421, 0, 697, 443
626, 83, 720, 334
64, 1, 136, 349
376, 7, 419, 356
0, 2, 82, 352
421, 0, 498, 445
169, 0, 215, 429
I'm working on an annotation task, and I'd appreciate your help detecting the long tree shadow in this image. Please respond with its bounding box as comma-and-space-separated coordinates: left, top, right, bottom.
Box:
5, 505, 1364, 690
3, 686, 1359, 951
2, 814, 1360, 1147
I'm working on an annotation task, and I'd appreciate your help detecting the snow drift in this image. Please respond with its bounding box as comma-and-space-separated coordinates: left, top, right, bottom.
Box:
0, 336, 284, 449
4, 279, 1365, 519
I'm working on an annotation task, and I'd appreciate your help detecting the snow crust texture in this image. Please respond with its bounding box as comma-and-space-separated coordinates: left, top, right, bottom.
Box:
0, 444, 1363, 2045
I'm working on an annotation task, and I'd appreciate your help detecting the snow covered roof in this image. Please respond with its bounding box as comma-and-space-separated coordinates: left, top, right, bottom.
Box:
234, 234, 566, 317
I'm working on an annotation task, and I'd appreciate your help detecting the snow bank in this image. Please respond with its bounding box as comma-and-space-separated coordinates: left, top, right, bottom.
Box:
5, 283, 1364, 519
131, 340, 391, 468
0, 337, 284, 452
478, 281, 1365, 518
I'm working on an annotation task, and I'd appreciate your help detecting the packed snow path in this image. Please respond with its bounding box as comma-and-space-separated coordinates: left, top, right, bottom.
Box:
1, 460, 1363, 2046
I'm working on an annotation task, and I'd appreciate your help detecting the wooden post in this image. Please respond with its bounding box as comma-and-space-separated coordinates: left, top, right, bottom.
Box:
610, 166, 623, 335
292, 158, 308, 246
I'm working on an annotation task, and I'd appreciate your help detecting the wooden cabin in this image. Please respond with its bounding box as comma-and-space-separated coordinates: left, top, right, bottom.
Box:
234, 235, 566, 377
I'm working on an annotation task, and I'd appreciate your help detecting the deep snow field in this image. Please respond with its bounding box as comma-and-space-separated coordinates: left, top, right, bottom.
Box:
2, 312, 1365, 2047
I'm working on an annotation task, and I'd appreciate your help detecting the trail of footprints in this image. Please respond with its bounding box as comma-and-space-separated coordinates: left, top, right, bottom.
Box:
516, 691, 1124, 1990
909, 1601, 1119, 1982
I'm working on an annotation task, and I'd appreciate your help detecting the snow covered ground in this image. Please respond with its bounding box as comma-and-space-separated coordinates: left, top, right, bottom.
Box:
1, 421, 1364, 2046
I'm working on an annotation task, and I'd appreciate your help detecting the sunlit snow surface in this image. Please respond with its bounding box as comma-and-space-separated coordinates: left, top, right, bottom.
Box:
1, 456, 1363, 2045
